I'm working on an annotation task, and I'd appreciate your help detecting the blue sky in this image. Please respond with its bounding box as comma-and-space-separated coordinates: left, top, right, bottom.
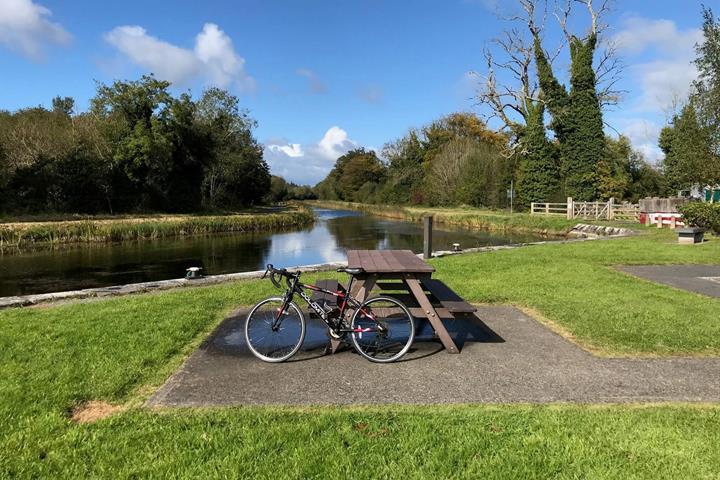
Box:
0, 0, 711, 184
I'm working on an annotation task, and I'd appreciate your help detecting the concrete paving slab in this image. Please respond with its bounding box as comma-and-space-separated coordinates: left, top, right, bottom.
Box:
148, 306, 720, 406
616, 265, 720, 298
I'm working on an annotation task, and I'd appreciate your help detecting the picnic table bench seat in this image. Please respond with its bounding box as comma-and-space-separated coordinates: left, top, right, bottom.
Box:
420, 278, 477, 314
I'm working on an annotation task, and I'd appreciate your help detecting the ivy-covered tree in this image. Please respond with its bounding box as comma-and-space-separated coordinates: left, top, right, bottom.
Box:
516, 103, 561, 206
532, 0, 608, 201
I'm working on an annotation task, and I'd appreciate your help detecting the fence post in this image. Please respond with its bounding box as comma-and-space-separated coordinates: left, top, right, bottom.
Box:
423, 215, 433, 260
608, 198, 614, 220
545, 203, 549, 215
531, 202, 536, 215
566, 197, 573, 220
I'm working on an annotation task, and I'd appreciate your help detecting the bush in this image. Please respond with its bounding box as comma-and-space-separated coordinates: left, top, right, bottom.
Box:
679, 202, 720, 234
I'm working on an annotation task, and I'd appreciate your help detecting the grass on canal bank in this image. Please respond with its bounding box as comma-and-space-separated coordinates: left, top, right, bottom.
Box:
0, 206, 314, 247
1, 221, 720, 476
308, 200, 583, 236
1, 270, 720, 477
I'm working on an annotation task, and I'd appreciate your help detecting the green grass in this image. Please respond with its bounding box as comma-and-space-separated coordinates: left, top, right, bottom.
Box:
2, 226, 720, 477
308, 200, 583, 235
432, 229, 720, 356
0, 207, 314, 247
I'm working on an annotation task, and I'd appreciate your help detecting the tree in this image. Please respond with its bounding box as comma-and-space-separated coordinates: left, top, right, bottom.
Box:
694, 6, 720, 157
660, 101, 716, 193
516, 103, 561, 205
268, 175, 290, 202
380, 130, 425, 204
532, 0, 610, 200
626, 150, 664, 202
196, 88, 269, 209
52, 96, 75, 116
90, 75, 175, 210
596, 135, 632, 201
314, 149, 385, 202
475, 1, 560, 204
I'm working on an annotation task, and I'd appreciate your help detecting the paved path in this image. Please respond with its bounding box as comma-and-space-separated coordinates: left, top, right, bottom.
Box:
149, 306, 720, 406
617, 265, 720, 298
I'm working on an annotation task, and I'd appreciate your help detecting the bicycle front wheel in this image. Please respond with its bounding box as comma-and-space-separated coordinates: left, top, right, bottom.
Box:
245, 297, 306, 362
350, 296, 415, 363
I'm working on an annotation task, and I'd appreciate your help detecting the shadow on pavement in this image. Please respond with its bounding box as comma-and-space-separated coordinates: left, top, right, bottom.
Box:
200, 309, 504, 362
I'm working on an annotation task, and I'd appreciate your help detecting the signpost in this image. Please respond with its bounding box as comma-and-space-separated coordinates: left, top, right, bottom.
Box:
507, 180, 514, 214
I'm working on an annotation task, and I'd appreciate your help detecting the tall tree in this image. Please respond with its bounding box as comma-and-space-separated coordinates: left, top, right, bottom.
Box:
476, 0, 561, 204
660, 7, 720, 193
516, 103, 561, 205
660, 101, 716, 193
694, 6, 720, 157
532, 0, 609, 201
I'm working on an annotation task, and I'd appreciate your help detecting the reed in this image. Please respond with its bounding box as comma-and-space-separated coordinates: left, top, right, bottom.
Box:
0, 208, 314, 247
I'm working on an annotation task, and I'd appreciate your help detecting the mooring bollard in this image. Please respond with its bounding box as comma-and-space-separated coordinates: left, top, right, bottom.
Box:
423, 215, 433, 259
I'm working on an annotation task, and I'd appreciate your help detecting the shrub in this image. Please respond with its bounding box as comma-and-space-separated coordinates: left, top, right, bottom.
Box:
679, 202, 720, 234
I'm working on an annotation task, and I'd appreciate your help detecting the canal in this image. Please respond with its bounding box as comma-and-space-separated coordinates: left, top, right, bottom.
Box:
0, 208, 546, 297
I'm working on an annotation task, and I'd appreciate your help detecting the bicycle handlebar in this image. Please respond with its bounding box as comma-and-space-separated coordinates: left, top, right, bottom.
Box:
263, 264, 300, 289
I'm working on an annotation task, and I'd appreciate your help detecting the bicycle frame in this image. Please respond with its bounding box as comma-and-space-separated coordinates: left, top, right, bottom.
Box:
272, 275, 380, 335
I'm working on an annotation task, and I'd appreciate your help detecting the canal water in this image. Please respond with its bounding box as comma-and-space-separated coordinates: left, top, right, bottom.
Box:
0, 208, 545, 297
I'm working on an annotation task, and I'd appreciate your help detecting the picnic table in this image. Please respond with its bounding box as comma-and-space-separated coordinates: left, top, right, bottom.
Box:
325, 249, 476, 354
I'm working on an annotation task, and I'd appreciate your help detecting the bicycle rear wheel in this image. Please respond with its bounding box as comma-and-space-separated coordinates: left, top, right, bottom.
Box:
349, 297, 415, 363
245, 297, 306, 362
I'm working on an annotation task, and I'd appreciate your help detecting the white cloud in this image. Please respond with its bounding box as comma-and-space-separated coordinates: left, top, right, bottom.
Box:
620, 119, 664, 164
0, 0, 70, 60
265, 126, 360, 185
104, 26, 199, 83
613, 17, 702, 58
104, 23, 254, 91
296, 68, 327, 94
195, 23, 254, 92
613, 17, 701, 113
610, 16, 703, 160
268, 143, 304, 157
317, 126, 356, 160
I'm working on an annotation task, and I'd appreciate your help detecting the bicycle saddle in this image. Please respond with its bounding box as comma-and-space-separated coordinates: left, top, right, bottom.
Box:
337, 267, 365, 275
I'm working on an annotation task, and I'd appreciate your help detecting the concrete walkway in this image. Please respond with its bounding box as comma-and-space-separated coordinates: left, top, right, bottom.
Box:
149, 306, 720, 406
617, 265, 720, 298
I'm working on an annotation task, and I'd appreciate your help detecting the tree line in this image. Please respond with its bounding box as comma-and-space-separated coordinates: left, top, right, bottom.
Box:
0, 76, 270, 214
314, 3, 717, 209
313, 112, 662, 208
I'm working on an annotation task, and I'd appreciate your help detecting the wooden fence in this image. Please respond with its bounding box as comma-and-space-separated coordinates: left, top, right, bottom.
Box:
531, 197, 640, 221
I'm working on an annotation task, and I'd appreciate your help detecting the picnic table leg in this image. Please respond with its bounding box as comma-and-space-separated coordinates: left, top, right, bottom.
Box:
404, 276, 460, 354
328, 275, 376, 354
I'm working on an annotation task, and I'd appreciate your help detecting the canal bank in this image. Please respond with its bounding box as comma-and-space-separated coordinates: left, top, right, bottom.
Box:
0, 208, 550, 298
306, 200, 584, 236
0, 223, 630, 309
0, 206, 314, 247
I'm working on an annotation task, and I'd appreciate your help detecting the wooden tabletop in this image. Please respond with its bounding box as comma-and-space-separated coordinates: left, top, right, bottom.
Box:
346, 249, 435, 274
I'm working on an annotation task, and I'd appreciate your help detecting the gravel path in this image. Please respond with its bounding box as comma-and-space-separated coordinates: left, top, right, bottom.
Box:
149, 306, 720, 406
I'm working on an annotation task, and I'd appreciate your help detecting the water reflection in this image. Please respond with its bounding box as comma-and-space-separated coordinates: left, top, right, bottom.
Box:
0, 208, 545, 297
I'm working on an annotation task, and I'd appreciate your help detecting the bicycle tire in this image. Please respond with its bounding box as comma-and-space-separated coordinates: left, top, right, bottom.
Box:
245, 297, 306, 362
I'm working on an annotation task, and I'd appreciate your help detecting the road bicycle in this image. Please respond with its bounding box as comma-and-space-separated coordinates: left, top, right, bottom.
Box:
244, 264, 415, 363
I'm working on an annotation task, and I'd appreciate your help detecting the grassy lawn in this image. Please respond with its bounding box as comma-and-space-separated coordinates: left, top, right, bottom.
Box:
1, 227, 720, 476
